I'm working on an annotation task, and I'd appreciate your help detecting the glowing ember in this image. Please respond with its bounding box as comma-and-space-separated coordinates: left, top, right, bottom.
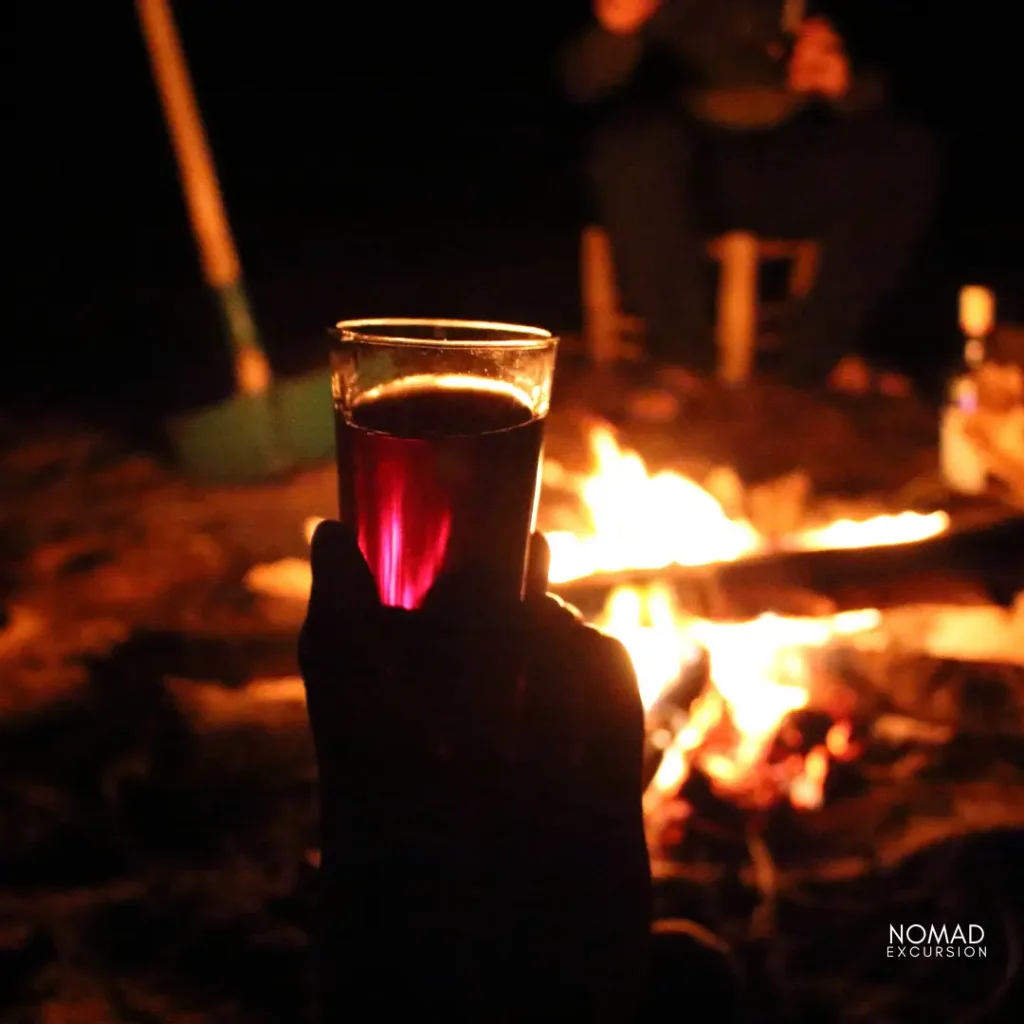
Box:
602, 583, 881, 809
826, 720, 854, 759
791, 746, 830, 810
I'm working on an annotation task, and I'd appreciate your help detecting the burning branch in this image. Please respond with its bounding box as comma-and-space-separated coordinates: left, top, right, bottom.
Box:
746, 825, 779, 941
552, 512, 1024, 620
650, 918, 732, 955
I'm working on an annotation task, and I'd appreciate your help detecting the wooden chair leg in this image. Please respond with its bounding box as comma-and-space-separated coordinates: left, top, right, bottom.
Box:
715, 231, 758, 385
789, 241, 820, 299
581, 226, 623, 366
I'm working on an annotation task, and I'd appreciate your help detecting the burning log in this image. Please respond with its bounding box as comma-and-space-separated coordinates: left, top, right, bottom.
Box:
552, 514, 1024, 619
643, 634, 1024, 892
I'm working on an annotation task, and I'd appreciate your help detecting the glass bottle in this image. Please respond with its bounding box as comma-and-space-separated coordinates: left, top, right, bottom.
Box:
940, 286, 995, 494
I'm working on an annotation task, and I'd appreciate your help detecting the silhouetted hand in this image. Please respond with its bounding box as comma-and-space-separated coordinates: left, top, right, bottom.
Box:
788, 17, 851, 100
300, 520, 650, 1022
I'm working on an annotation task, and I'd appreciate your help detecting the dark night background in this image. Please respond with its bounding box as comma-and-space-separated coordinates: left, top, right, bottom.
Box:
4, 8, 1024, 1020
6, 1, 1024, 432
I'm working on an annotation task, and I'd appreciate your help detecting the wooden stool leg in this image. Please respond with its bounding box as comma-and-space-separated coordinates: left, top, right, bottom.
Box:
788, 241, 820, 299
715, 231, 758, 385
581, 226, 622, 366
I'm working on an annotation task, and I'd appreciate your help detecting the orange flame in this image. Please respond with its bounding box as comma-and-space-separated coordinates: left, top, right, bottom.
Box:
271, 420, 951, 815
543, 425, 947, 812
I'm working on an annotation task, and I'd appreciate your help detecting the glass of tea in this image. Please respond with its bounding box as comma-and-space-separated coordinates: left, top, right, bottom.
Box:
330, 319, 558, 609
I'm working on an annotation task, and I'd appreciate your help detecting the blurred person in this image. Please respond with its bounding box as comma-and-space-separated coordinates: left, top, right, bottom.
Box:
563, 0, 938, 394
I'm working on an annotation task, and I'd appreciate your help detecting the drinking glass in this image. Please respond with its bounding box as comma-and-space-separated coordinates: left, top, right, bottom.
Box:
330, 319, 558, 609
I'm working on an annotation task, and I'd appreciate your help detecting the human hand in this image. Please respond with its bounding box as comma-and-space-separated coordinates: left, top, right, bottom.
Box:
788, 17, 851, 100
594, 0, 662, 36
827, 353, 873, 395
300, 520, 650, 1019
828, 355, 913, 398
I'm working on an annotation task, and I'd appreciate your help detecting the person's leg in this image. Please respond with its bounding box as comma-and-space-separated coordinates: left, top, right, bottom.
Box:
779, 113, 939, 386
588, 105, 716, 372
712, 110, 939, 387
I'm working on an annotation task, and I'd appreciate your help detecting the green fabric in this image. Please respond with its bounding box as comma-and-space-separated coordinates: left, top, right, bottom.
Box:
167, 370, 334, 483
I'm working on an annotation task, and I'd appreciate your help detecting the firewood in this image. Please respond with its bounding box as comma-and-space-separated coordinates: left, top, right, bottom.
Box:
651, 780, 1024, 891
553, 514, 1024, 618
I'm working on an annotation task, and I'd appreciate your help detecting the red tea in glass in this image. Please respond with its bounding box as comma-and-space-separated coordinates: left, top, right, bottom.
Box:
331, 321, 557, 609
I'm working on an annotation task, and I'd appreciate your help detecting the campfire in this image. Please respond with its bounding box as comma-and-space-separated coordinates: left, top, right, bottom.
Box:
244, 411, 1024, 925
5, 404, 1024, 1019
236, 422, 1022, 1024
250, 418, 969, 840
538, 424, 946, 818
508, 419, 1024, 1016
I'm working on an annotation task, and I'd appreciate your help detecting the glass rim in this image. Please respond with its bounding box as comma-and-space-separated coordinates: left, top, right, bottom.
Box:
332, 318, 557, 350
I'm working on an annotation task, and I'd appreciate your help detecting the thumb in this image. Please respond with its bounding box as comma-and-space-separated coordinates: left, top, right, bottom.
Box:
309, 519, 378, 613
308, 519, 378, 615
300, 519, 379, 686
